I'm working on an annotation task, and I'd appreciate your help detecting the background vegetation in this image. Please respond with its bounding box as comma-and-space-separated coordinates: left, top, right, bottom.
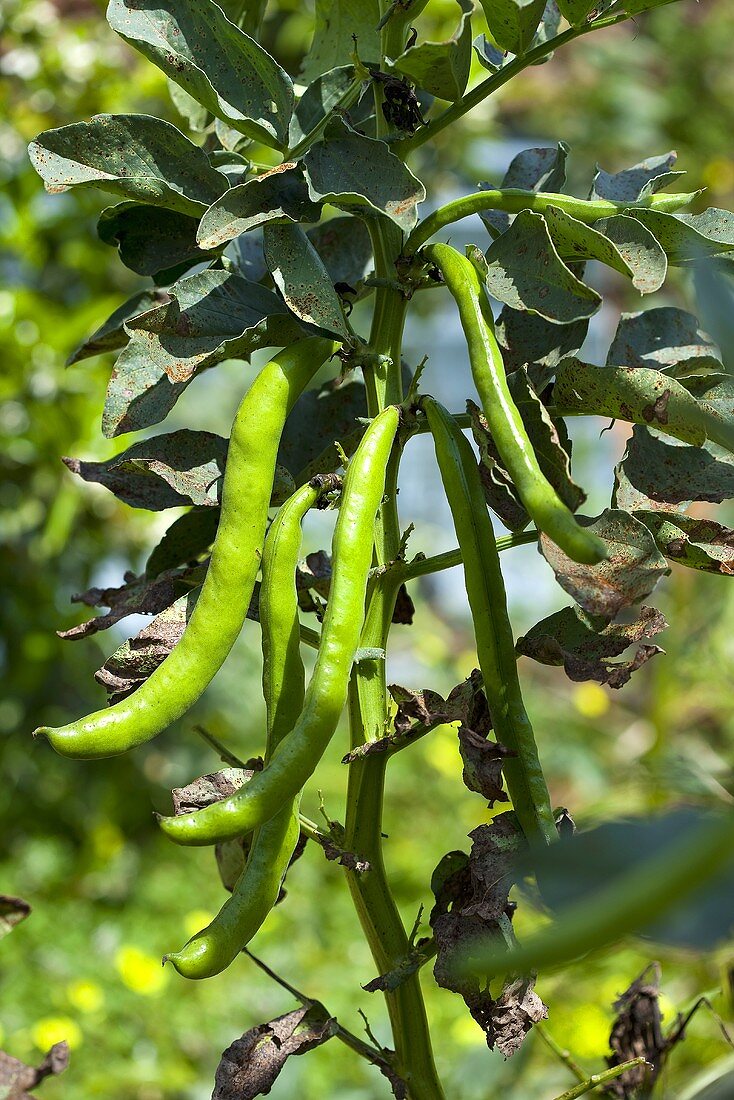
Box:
2, 0, 733, 1096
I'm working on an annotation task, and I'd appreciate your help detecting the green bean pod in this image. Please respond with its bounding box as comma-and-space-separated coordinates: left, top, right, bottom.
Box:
424, 243, 606, 565
34, 337, 338, 760
158, 404, 401, 846
165, 479, 325, 979
423, 396, 557, 847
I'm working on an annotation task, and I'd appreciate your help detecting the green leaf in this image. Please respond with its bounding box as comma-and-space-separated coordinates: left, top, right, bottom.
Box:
307, 217, 373, 290
391, 0, 473, 102
554, 358, 707, 445
289, 66, 372, 147
65, 431, 295, 514
496, 308, 588, 375
300, 0, 381, 82
106, 0, 294, 148
98, 202, 214, 277
278, 377, 368, 483
679, 373, 734, 454
67, 289, 168, 366
483, 210, 601, 323
607, 307, 723, 373
590, 151, 685, 202
693, 262, 734, 374
208, 149, 250, 187
473, 34, 509, 73
103, 271, 301, 436
28, 114, 227, 216
542, 207, 667, 293
517, 603, 666, 687
630, 208, 734, 263
539, 508, 670, 619
197, 164, 321, 250
222, 232, 268, 282
469, 399, 531, 531
634, 512, 734, 575
476, 0, 547, 55
614, 427, 734, 513
167, 78, 211, 132
555, 0, 598, 24
508, 369, 585, 511
480, 143, 568, 239
303, 117, 426, 233
146, 509, 220, 577
263, 222, 352, 341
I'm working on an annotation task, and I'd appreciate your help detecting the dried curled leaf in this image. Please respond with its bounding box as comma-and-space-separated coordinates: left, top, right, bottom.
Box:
0, 1041, 69, 1099
59, 564, 203, 640
539, 509, 670, 620
0, 895, 31, 940
212, 1004, 337, 1100
429, 814, 546, 1056
172, 768, 255, 816
605, 965, 667, 1099
516, 604, 667, 688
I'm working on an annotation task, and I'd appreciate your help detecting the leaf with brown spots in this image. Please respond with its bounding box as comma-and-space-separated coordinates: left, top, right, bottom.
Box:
614, 427, 734, 513
264, 222, 352, 341
516, 604, 667, 688
197, 164, 321, 250
539, 509, 670, 619
607, 306, 722, 374
635, 512, 734, 575
0, 895, 31, 940
67, 289, 169, 366
212, 1004, 337, 1099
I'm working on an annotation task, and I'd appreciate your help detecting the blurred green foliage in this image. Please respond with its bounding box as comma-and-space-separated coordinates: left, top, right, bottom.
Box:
2, 1, 733, 1097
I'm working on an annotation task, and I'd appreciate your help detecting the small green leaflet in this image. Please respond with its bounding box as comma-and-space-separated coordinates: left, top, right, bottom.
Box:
476, 0, 546, 55
554, 0, 597, 25
635, 512, 734, 575
613, 427, 734, 513
390, 0, 473, 103
29, 114, 226, 216
542, 207, 667, 294
98, 203, 212, 277
67, 289, 168, 366
590, 151, 684, 202
300, 0, 381, 82
607, 307, 722, 373
483, 210, 601, 323
106, 0, 294, 149
630, 208, 734, 264
303, 118, 426, 233
263, 223, 352, 341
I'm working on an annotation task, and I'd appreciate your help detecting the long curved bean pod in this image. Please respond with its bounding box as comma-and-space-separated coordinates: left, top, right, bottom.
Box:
165, 479, 325, 979
423, 396, 557, 847
158, 405, 401, 846
424, 243, 606, 565
34, 337, 338, 759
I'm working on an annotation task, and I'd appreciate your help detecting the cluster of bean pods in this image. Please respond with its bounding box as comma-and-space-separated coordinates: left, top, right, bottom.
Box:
35, 242, 608, 978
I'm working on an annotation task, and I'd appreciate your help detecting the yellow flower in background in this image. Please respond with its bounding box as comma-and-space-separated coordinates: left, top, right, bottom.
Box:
573, 682, 610, 720
702, 157, 734, 195
552, 1003, 610, 1059
31, 1016, 82, 1051
90, 820, 125, 861
115, 946, 169, 996
183, 909, 216, 939
66, 979, 104, 1014
424, 723, 461, 777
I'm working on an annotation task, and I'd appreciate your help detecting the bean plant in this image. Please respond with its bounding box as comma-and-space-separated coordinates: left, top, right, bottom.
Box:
28, 0, 734, 1097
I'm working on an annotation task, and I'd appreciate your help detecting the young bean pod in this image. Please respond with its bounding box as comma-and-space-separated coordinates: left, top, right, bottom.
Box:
423, 396, 557, 847
158, 405, 401, 846
424, 243, 606, 566
34, 337, 338, 760
165, 479, 326, 979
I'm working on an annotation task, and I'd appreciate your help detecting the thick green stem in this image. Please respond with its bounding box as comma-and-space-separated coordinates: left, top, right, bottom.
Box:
405, 188, 698, 255
344, 169, 445, 1096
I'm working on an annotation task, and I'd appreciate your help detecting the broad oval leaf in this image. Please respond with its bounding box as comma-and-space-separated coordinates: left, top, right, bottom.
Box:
682, 374, 734, 454
483, 210, 601, 323
554, 358, 708, 446
476, 0, 547, 55
29, 114, 226, 216
631, 208, 734, 264
278, 377, 368, 483
67, 289, 170, 365
107, 0, 294, 148
635, 511, 734, 575
607, 307, 722, 373
289, 66, 373, 148
391, 0, 473, 103
307, 217, 373, 290
103, 270, 302, 436
590, 151, 684, 202
539, 508, 670, 619
496, 306, 588, 375
303, 117, 426, 233
542, 207, 667, 294
613, 427, 734, 513
263, 222, 352, 340
473, 34, 509, 73
480, 143, 568, 238
300, 0, 381, 82
98, 202, 214, 276
197, 164, 321, 250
